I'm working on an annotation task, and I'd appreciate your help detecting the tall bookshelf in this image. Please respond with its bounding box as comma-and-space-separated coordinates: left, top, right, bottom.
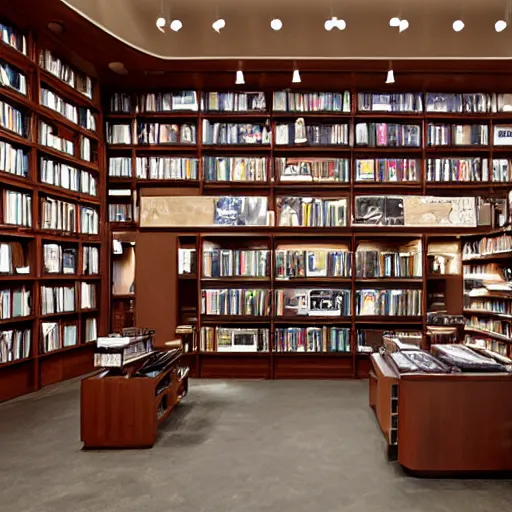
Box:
0, 19, 107, 401
105, 89, 512, 379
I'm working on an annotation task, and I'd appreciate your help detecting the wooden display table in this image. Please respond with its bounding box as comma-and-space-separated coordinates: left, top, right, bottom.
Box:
81, 342, 189, 449
370, 353, 512, 474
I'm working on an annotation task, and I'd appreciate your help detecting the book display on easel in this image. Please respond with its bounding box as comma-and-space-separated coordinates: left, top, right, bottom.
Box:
0, 19, 106, 402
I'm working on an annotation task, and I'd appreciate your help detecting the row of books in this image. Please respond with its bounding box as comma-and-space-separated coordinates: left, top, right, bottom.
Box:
426, 158, 488, 182
466, 316, 511, 338
138, 123, 196, 145
427, 124, 488, 146
41, 89, 96, 131
466, 299, 512, 316
40, 322, 77, 353
0, 21, 26, 54
202, 248, 269, 278
135, 156, 198, 180
81, 282, 96, 309
356, 289, 422, 316
107, 124, 131, 144
40, 158, 97, 195
493, 159, 512, 182
275, 289, 351, 316
81, 136, 92, 162
201, 288, 270, 316
109, 204, 133, 222
277, 157, 349, 182
0, 100, 25, 137
39, 49, 93, 99
203, 156, 267, 182
275, 249, 351, 278
3, 189, 31, 226
108, 91, 512, 114
40, 122, 74, 155
355, 159, 418, 182
355, 123, 420, 147
43, 244, 76, 274
0, 241, 29, 275
202, 120, 270, 145
0, 60, 27, 95
0, 328, 31, 363
40, 198, 99, 234
275, 122, 349, 145
275, 327, 350, 352
464, 335, 508, 357
355, 250, 422, 278
108, 156, 132, 177
463, 263, 511, 281
200, 326, 269, 352
277, 197, 347, 227
0, 286, 30, 319
41, 285, 75, 315
0, 139, 28, 177
462, 234, 512, 259
85, 317, 97, 342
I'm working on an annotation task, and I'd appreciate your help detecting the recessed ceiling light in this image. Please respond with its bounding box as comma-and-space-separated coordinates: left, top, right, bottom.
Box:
170, 19, 182, 32
47, 21, 64, 34
235, 70, 245, 85
156, 16, 166, 32
495, 20, 507, 32
271, 19, 283, 31
324, 17, 346, 31
108, 62, 128, 75
453, 20, 464, 32
399, 19, 409, 32
292, 69, 301, 83
212, 18, 226, 33
389, 17, 400, 27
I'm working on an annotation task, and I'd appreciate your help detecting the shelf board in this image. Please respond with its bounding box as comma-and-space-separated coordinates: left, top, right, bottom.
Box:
0, 275, 36, 281
40, 311, 79, 320
463, 309, 512, 321
425, 146, 490, 153
0, 85, 33, 111
134, 179, 200, 187
0, 315, 35, 325
38, 182, 100, 205
201, 277, 270, 285
40, 274, 79, 280
355, 112, 423, 120
203, 182, 271, 189
178, 274, 197, 280
353, 147, 422, 153
0, 126, 33, 148
274, 145, 350, 153
0, 356, 34, 369
464, 326, 511, 343
36, 145, 100, 173
112, 294, 135, 299
272, 112, 351, 119
274, 277, 351, 286
0, 43, 36, 71
38, 343, 92, 359
39, 69, 97, 110
203, 144, 271, 152
273, 351, 352, 357
462, 251, 512, 263
201, 316, 271, 325
274, 182, 350, 190
356, 277, 422, 284
198, 351, 270, 357
202, 112, 270, 120
37, 105, 99, 142
355, 316, 423, 324
108, 144, 197, 152
274, 316, 352, 324
427, 274, 460, 280
137, 111, 199, 119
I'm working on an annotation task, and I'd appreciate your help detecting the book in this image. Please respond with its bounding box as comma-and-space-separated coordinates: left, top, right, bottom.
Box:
40, 322, 59, 353
355, 123, 421, 147
355, 159, 419, 182
109, 204, 133, 222
275, 248, 351, 278
40, 122, 74, 155
40, 197, 76, 232
275, 288, 351, 316
425, 93, 491, 113
492, 159, 512, 182
178, 248, 197, 275
85, 317, 98, 343
427, 124, 488, 146
213, 196, 268, 226
356, 248, 422, 278
40, 158, 97, 195
202, 120, 270, 145
202, 247, 268, 278
43, 244, 77, 274
275, 157, 349, 182
110, 93, 132, 113
3, 190, 31, 226
41, 285, 75, 315
201, 288, 270, 316
0, 60, 27, 95
0, 21, 27, 54
427, 158, 489, 182
109, 157, 132, 177
107, 124, 132, 144
0, 328, 31, 363
277, 197, 347, 227
358, 93, 423, 112
200, 327, 269, 352
63, 324, 78, 347
80, 136, 92, 162
81, 282, 96, 309
136, 157, 198, 180
273, 91, 350, 112
83, 246, 99, 275
0, 140, 28, 177
80, 206, 99, 234
202, 92, 266, 112
356, 289, 422, 316
0, 241, 29, 275
137, 122, 196, 144
275, 327, 350, 352
0, 287, 30, 319
136, 91, 198, 112
463, 233, 512, 259
275, 122, 349, 145
0, 100, 26, 137
203, 156, 267, 182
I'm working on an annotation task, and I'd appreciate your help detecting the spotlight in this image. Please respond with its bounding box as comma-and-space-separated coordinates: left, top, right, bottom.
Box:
235, 70, 245, 85
389, 17, 400, 27
335, 18, 346, 30
386, 62, 395, 84
495, 20, 507, 32
324, 17, 346, 31
212, 18, 226, 33
399, 19, 409, 32
453, 20, 464, 32
271, 19, 283, 31
292, 69, 301, 83
324, 18, 334, 31
156, 16, 166, 33
170, 19, 182, 32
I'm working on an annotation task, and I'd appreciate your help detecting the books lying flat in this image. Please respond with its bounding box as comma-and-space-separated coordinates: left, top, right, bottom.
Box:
201, 289, 270, 316
0, 328, 31, 363
203, 156, 268, 182
275, 327, 350, 352
356, 289, 422, 316
200, 327, 269, 352
275, 288, 351, 316
203, 248, 268, 278
275, 249, 351, 278
277, 197, 347, 227
202, 92, 266, 112
276, 157, 349, 182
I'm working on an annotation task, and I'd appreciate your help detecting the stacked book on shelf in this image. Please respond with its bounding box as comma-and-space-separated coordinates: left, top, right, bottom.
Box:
273, 91, 350, 112
40, 88, 79, 125
275, 248, 351, 278
355, 159, 419, 182
40, 49, 93, 99
107, 124, 132, 144
427, 124, 488, 146
463, 233, 512, 259
83, 246, 99, 275
3, 190, 31, 226
0, 61, 27, 95
275, 122, 349, 146
40, 122, 74, 155
355, 123, 421, 147
201, 288, 270, 316
40, 158, 97, 195
137, 122, 196, 144
275, 288, 351, 316
464, 334, 508, 357
466, 298, 512, 316
40, 322, 78, 353
276, 157, 349, 182
493, 160, 512, 182
277, 197, 347, 227
109, 204, 133, 223
40, 198, 76, 232
466, 315, 511, 339
43, 244, 76, 274
80, 136, 92, 162
357, 93, 423, 112
426, 158, 489, 182
109, 156, 132, 177
356, 289, 422, 316
136, 156, 198, 180
202, 92, 266, 112
0, 328, 31, 364
200, 326, 269, 352
41, 285, 75, 315
355, 244, 422, 278
202, 247, 269, 278
0, 21, 27, 54
0, 100, 26, 137
0, 287, 30, 319
0, 140, 28, 177
109, 93, 131, 113
135, 91, 198, 112
203, 120, 270, 145
178, 247, 196, 275
203, 156, 267, 182
80, 206, 99, 234
275, 326, 350, 352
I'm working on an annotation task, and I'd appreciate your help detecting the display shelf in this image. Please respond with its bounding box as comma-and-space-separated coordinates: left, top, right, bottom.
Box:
464, 326, 511, 343
38, 343, 89, 359
36, 145, 100, 172
39, 69, 97, 109
0, 315, 35, 325
463, 309, 512, 321
0, 356, 33, 369
462, 251, 512, 263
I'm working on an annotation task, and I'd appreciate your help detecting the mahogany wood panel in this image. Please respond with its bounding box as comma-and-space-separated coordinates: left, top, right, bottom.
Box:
356, 356, 371, 378
398, 375, 512, 473
135, 232, 177, 347
273, 355, 353, 379
39, 346, 95, 387
199, 355, 271, 379
0, 362, 36, 402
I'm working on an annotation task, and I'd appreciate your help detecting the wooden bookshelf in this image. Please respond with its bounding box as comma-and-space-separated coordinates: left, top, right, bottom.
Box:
0, 20, 107, 402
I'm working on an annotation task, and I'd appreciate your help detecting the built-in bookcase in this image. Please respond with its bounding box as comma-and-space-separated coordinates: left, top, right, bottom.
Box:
0, 19, 106, 402
106, 84, 512, 378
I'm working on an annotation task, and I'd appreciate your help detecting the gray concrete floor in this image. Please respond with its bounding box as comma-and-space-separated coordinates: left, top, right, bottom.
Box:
0, 379, 511, 512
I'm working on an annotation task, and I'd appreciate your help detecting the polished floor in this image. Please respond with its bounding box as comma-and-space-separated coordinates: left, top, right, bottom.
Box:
0, 378, 511, 512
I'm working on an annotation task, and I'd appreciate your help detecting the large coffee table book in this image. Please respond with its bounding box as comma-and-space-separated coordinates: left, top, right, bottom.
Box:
81, 328, 189, 449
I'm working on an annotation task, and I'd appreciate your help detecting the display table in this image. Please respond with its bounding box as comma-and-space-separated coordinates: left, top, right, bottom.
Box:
370, 353, 512, 474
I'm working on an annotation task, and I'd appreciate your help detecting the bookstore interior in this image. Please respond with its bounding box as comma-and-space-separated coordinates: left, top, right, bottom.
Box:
4, 0, 512, 476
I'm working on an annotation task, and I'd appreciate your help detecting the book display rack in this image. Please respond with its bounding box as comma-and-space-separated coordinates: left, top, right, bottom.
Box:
106, 89, 512, 379
0, 19, 107, 402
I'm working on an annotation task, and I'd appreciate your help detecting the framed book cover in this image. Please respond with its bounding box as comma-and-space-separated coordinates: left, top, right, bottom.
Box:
306, 250, 328, 277
355, 160, 375, 181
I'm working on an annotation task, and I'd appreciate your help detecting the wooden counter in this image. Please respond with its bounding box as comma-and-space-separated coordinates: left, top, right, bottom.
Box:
370, 353, 512, 474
